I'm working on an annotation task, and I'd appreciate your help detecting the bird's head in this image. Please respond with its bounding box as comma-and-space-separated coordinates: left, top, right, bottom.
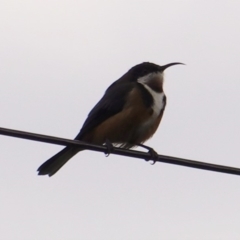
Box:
128, 62, 184, 92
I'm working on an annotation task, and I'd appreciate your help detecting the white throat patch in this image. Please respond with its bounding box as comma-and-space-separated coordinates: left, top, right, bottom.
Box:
137, 72, 165, 117
141, 84, 165, 116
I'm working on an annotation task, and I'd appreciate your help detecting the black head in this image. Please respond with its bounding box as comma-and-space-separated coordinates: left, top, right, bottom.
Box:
107, 61, 184, 91
128, 62, 184, 81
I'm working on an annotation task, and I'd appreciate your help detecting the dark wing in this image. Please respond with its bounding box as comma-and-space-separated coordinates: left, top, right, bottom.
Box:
75, 82, 135, 140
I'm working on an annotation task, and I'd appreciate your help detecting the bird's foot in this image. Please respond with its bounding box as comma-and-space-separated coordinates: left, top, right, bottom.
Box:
137, 144, 159, 165
104, 139, 114, 157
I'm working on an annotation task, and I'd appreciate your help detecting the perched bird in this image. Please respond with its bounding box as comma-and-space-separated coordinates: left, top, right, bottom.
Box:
38, 62, 183, 176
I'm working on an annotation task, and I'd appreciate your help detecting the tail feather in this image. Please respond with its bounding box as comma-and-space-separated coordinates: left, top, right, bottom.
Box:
37, 147, 82, 177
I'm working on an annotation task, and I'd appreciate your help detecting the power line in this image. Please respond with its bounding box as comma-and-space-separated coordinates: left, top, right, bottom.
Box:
0, 126, 240, 176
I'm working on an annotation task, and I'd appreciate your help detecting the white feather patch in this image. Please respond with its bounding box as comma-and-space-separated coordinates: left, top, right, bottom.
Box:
140, 84, 165, 117
137, 72, 164, 85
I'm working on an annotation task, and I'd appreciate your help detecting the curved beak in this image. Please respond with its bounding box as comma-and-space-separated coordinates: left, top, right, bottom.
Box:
160, 62, 185, 71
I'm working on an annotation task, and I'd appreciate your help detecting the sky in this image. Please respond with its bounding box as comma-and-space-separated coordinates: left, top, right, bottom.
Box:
1, 0, 240, 239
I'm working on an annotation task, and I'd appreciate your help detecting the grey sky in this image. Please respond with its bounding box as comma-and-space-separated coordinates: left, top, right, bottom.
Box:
1, 1, 240, 239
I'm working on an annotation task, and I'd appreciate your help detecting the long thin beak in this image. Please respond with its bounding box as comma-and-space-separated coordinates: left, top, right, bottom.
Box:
160, 62, 185, 71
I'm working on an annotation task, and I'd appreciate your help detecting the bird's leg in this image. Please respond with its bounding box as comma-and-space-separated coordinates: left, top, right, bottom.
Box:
104, 139, 114, 157
137, 144, 159, 165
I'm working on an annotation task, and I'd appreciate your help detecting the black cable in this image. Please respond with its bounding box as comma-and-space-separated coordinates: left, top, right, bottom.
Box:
0, 127, 240, 176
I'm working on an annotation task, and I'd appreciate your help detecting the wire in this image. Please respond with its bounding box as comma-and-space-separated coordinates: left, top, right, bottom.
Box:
0, 126, 240, 176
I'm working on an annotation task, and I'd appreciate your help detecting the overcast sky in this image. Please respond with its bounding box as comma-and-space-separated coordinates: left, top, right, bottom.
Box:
1, 1, 240, 239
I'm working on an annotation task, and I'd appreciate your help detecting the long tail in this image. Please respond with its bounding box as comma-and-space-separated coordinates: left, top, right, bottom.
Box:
37, 147, 83, 177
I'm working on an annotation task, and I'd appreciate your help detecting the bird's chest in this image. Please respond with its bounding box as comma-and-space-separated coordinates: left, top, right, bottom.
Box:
139, 87, 166, 130
123, 84, 166, 143
138, 77, 166, 115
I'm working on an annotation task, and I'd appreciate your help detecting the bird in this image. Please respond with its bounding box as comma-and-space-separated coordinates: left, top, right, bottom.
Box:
37, 62, 183, 176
